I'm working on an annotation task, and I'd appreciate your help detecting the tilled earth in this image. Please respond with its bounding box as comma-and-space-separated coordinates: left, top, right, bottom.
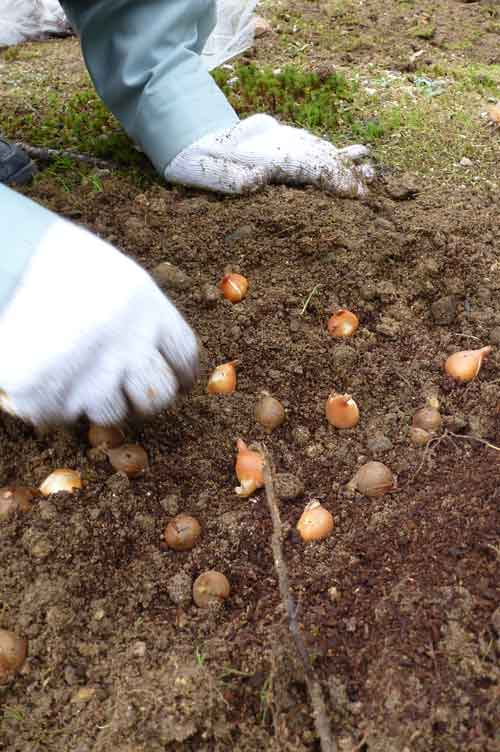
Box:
1, 175, 499, 752
1, 2, 500, 751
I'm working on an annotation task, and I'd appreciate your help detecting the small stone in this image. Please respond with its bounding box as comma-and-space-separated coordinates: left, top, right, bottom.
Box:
376, 317, 400, 338
367, 433, 393, 455
305, 443, 324, 459
359, 282, 377, 301
131, 641, 147, 657
292, 426, 311, 447
47, 606, 75, 630
332, 344, 357, 368
71, 687, 96, 703
159, 494, 180, 515
167, 571, 193, 606
152, 262, 191, 291
38, 500, 57, 520
345, 617, 357, 633
328, 586, 341, 602
134, 513, 155, 533
64, 665, 82, 686
373, 217, 394, 232
29, 536, 53, 559
225, 224, 254, 243
106, 472, 130, 492
384, 177, 419, 201
469, 414, 494, 439
274, 473, 304, 501
431, 295, 457, 325
443, 414, 468, 433
202, 284, 220, 307
459, 157, 473, 167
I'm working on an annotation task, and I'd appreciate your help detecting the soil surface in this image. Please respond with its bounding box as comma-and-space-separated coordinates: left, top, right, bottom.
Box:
1, 2, 500, 752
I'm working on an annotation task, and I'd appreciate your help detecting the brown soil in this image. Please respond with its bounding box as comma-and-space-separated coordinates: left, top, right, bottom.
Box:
1, 3, 500, 752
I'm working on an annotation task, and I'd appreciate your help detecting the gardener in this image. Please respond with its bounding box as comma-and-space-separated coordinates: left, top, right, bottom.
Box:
0, 0, 372, 427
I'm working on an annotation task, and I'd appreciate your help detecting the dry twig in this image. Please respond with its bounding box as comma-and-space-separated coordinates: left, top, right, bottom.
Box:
16, 142, 117, 170
259, 444, 335, 752
406, 429, 500, 487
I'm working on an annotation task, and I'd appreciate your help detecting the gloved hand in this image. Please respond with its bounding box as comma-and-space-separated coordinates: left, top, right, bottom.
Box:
0, 220, 198, 426
165, 114, 374, 196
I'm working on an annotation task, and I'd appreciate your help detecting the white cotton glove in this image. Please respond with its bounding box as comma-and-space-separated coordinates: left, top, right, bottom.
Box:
0, 221, 198, 426
165, 114, 374, 196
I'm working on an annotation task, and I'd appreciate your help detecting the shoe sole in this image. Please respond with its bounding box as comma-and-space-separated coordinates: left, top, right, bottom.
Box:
5, 160, 37, 186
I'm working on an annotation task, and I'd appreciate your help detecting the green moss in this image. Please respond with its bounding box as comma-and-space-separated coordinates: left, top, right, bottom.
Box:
213, 63, 356, 132
410, 24, 436, 40
2, 86, 141, 166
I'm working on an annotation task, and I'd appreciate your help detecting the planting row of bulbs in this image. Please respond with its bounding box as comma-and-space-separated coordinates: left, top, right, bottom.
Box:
0, 273, 493, 683
0, 274, 493, 540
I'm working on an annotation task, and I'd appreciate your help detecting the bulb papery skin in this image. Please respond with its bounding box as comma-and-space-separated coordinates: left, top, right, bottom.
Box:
219, 274, 249, 303
348, 461, 395, 498
207, 362, 237, 394
328, 309, 359, 338
235, 478, 259, 497
444, 346, 492, 383
40, 469, 82, 496
297, 501, 334, 542
235, 439, 264, 496
325, 393, 359, 428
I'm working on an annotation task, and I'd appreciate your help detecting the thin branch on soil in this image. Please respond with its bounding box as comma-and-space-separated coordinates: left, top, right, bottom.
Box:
406, 429, 500, 486
300, 285, 321, 316
447, 430, 500, 452
451, 333, 482, 343
259, 444, 336, 752
16, 142, 118, 170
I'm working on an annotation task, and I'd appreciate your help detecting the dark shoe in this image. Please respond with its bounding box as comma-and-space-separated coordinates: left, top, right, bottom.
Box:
0, 137, 36, 185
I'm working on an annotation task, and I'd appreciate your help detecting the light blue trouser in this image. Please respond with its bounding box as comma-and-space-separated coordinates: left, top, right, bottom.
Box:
1, 0, 239, 310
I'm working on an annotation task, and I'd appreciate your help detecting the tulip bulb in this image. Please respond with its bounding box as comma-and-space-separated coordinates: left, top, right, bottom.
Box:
409, 427, 432, 447
328, 309, 359, 337
88, 424, 124, 449
0, 487, 37, 521
0, 629, 28, 684
164, 514, 202, 551
297, 501, 334, 542
193, 571, 230, 608
255, 394, 285, 432
107, 444, 148, 478
325, 393, 359, 428
219, 273, 249, 303
444, 346, 491, 383
207, 361, 237, 394
348, 461, 395, 498
235, 439, 264, 497
40, 469, 82, 496
412, 407, 442, 434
